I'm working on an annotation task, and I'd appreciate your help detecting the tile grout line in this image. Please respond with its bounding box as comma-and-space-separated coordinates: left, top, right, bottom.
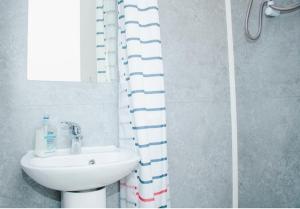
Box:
225, 0, 239, 207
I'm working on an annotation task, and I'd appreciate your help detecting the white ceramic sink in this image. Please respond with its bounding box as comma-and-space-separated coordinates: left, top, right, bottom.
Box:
21, 146, 140, 192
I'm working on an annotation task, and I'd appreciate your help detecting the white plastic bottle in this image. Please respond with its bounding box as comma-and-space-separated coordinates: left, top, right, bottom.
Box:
34, 126, 46, 157
34, 115, 57, 157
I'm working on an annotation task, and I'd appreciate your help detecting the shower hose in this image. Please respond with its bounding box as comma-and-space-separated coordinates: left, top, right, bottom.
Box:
245, 0, 300, 40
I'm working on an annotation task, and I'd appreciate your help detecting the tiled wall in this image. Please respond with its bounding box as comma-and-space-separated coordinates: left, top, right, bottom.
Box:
159, 0, 233, 207
0, 0, 119, 207
231, 0, 300, 207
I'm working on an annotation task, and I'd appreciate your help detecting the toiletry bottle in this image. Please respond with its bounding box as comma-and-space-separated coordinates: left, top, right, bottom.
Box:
34, 115, 57, 157
34, 124, 46, 157
43, 115, 57, 155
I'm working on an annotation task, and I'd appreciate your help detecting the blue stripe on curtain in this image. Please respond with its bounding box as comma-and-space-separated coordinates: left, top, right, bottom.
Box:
128, 90, 165, 97
130, 107, 166, 113
132, 124, 166, 130
139, 157, 168, 166
137, 173, 168, 184
127, 55, 163, 60
126, 37, 162, 44
129, 72, 164, 77
124, 5, 159, 11
125, 21, 160, 28
135, 140, 167, 148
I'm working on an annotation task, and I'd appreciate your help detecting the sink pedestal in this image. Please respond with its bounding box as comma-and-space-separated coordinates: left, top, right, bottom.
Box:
61, 187, 106, 208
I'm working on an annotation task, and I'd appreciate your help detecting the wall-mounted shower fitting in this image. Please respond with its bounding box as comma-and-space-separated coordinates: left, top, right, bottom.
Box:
265, 1, 280, 17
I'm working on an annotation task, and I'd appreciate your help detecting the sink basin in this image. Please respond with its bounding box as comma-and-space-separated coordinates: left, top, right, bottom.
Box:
21, 146, 140, 192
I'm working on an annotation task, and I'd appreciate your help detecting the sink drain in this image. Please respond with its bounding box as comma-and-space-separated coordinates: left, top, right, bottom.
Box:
89, 159, 96, 165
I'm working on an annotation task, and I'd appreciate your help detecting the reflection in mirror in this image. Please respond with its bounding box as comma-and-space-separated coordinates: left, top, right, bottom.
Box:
96, 0, 117, 83
27, 0, 117, 83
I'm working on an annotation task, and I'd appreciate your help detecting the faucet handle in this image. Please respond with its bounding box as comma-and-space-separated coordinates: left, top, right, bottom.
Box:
61, 121, 81, 136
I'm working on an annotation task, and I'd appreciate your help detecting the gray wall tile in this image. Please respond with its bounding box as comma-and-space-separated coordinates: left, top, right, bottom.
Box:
159, 0, 230, 103
166, 101, 232, 207
159, 0, 232, 207
231, 0, 300, 207
238, 97, 300, 207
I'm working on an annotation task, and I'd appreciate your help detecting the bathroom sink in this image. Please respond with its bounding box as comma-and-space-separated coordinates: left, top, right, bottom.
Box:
21, 146, 140, 191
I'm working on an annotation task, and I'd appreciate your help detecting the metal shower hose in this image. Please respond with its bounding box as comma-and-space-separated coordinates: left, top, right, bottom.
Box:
245, 0, 300, 40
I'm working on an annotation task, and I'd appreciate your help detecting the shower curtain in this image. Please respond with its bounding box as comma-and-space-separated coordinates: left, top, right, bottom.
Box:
118, 0, 169, 207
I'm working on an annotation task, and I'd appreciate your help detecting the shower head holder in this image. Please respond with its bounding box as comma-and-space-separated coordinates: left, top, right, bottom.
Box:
265, 0, 281, 17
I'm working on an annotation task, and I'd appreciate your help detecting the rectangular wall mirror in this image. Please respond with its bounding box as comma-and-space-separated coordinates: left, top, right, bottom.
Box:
27, 0, 117, 83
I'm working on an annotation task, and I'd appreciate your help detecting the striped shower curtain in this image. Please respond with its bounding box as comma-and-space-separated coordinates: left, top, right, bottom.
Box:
118, 0, 170, 207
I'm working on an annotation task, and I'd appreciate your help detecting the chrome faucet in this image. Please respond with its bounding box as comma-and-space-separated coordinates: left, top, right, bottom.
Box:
61, 121, 83, 154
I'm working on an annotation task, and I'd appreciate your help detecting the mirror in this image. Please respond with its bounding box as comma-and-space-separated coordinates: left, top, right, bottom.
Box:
27, 0, 117, 83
